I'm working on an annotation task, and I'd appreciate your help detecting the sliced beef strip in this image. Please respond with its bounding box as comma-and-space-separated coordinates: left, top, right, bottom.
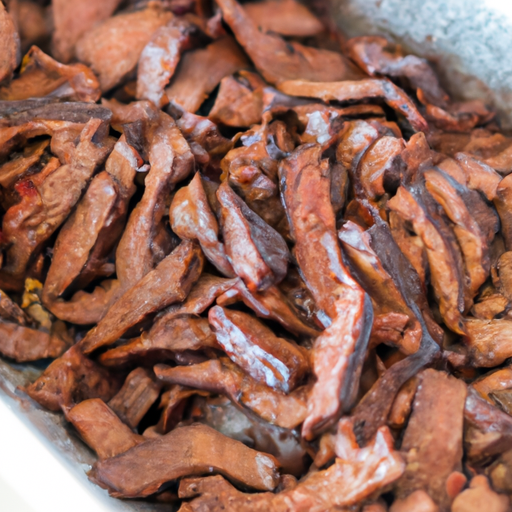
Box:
108, 368, 163, 429
78, 241, 204, 354
279, 143, 372, 438
1, 118, 114, 290
26, 345, 123, 412
170, 172, 234, 277
43, 136, 139, 303
155, 358, 309, 429
0, 2, 20, 83
0, 46, 101, 102
75, 5, 174, 92
395, 369, 467, 512
345, 36, 448, 106
89, 423, 280, 498
165, 36, 249, 113
244, 0, 324, 37
136, 18, 198, 108
278, 79, 428, 133
208, 306, 308, 392
99, 314, 218, 368
0, 289, 28, 325
454, 152, 502, 201
217, 181, 290, 291
216, 279, 320, 338
66, 398, 144, 460
215, 0, 363, 84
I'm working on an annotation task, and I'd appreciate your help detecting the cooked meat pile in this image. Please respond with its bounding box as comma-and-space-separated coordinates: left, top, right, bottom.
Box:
1, 0, 512, 510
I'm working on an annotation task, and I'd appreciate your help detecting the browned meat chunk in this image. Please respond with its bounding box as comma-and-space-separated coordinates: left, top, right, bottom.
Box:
1, 119, 114, 290
208, 306, 308, 392
346, 36, 448, 106
388, 376, 419, 429
472, 366, 512, 407
26, 345, 122, 412
66, 399, 144, 459
170, 173, 234, 277
0, 2, 20, 83
280, 143, 371, 438
99, 314, 217, 368
209, 72, 264, 127
217, 182, 290, 291
166, 37, 249, 113
454, 152, 502, 200
390, 490, 440, 512
464, 318, 512, 366
136, 19, 196, 108
89, 423, 280, 497
0, 289, 28, 325
108, 368, 162, 429
155, 358, 308, 429
494, 173, 512, 250
244, 0, 324, 37
388, 186, 465, 334
52, 0, 122, 63
0, 46, 100, 102
215, 0, 362, 84
79, 241, 204, 354
396, 369, 467, 511
75, 5, 173, 91
278, 79, 428, 133
452, 475, 509, 512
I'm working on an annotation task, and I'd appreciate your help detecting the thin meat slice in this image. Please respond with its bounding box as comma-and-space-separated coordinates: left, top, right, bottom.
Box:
136, 19, 197, 108
179, 421, 404, 511
0, 289, 28, 325
338, 221, 421, 354
0, 46, 101, 102
278, 79, 428, 133
216, 279, 319, 337
208, 72, 264, 128
66, 399, 144, 460
217, 182, 290, 291
244, 0, 324, 37
208, 306, 308, 392
75, 5, 174, 91
155, 358, 309, 429
1, 119, 114, 290
170, 173, 234, 277
494, 174, 512, 250
396, 369, 466, 511
79, 241, 204, 354
279, 144, 372, 438
464, 387, 512, 463
116, 110, 194, 288
215, 0, 363, 84
89, 423, 280, 498
345, 36, 449, 106
43, 137, 139, 303
0, 320, 71, 362
108, 368, 162, 429
0, 2, 20, 83
52, 0, 122, 63
388, 186, 465, 334
454, 152, 502, 200
25, 345, 122, 412
99, 314, 218, 368
424, 169, 489, 300
166, 37, 249, 113
463, 318, 512, 367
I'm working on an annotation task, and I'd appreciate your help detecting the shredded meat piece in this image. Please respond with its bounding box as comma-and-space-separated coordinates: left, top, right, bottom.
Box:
89, 423, 280, 497
215, 0, 362, 84
75, 5, 174, 91
278, 79, 428, 132
66, 398, 144, 459
0, 46, 101, 102
166, 36, 249, 113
